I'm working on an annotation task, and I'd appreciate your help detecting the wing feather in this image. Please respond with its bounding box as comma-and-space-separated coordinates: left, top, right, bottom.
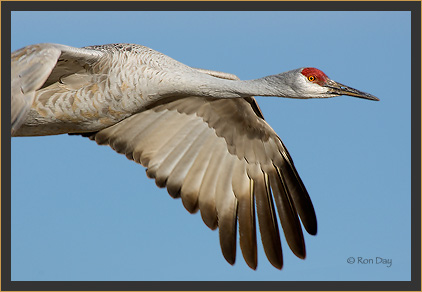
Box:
179, 134, 216, 213
131, 111, 185, 166
275, 139, 317, 235
197, 137, 227, 230
117, 111, 174, 156
232, 159, 257, 269
166, 127, 211, 198
249, 165, 283, 269
215, 151, 238, 265
152, 121, 205, 188
268, 165, 306, 258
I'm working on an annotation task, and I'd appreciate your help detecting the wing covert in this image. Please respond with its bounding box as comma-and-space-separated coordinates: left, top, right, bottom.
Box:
11, 43, 104, 134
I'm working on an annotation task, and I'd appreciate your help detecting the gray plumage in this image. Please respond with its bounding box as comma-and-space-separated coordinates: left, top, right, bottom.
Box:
11, 43, 378, 270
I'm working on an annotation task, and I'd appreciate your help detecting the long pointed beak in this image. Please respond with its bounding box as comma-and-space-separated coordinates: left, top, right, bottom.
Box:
325, 79, 379, 101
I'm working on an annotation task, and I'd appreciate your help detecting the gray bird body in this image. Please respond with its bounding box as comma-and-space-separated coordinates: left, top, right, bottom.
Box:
11, 43, 378, 270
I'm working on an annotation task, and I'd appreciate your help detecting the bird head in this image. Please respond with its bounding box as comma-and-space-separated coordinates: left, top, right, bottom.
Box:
296, 67, 379, 101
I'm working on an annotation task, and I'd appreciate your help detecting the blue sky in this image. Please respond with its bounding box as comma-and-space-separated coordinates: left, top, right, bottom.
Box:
10, 11, 411, 282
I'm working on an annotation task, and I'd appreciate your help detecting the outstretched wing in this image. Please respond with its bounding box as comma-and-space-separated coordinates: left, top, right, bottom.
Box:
11, 43, 103, 134
90, 96, 317, 270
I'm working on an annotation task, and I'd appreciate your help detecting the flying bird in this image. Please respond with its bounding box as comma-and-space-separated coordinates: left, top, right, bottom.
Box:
11, 43, 379, 270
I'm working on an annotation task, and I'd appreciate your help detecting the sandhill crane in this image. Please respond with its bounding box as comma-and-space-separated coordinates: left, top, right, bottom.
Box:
11, 43, 379, 270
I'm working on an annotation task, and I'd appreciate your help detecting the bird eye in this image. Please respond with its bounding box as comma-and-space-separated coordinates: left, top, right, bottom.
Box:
308, 75, 316, 82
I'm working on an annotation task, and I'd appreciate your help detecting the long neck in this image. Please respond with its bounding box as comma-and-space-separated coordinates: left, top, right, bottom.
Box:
162, 70, 297, 99
199, 77, 284, 98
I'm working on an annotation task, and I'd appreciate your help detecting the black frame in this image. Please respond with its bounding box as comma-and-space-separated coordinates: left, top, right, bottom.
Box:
2, 1, 420, 291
